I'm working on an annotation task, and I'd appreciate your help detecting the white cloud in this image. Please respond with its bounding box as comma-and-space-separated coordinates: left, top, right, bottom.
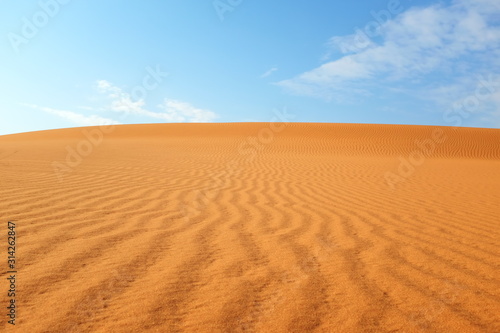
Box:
96, 79, 146, 115
159, 99, 217, 122
325, 32, 376, 56
481, 82, 500, 125
261, 67, 278, 78
97, 80, 217, 123
23, 104, 120, 126
277, 0, 500, 101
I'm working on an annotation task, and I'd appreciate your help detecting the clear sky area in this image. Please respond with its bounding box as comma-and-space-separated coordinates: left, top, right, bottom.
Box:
1, 0, 499, 135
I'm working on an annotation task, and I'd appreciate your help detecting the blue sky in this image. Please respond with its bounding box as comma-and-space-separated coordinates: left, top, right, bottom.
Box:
1, 0, 499, 135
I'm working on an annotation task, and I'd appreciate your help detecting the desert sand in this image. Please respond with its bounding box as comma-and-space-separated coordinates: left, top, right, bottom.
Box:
0, 123, 499, 333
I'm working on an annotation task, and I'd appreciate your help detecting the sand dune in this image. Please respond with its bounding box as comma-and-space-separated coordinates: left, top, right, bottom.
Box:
0, 123, 499, 332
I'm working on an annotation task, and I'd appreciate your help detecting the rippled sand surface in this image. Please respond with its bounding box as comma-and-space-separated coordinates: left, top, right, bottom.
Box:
0, 123, 499, 332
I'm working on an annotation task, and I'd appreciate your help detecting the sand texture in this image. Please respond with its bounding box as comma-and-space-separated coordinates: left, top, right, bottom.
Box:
0, 123, 499, 332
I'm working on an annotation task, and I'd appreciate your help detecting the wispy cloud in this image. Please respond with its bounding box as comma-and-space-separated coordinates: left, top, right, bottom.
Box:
23, 104, 120, 126
97, 80, 217, 122
96, 79, 149, 115
159, 99, 217, 122
277, 0, 500, 109
261, 67, 278, 78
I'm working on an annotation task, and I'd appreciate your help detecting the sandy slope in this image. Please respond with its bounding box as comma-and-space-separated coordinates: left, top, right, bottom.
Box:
0, 123, 499, 333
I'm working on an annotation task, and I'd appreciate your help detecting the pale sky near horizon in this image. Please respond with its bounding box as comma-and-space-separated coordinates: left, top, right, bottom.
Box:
1, 0, 499, 135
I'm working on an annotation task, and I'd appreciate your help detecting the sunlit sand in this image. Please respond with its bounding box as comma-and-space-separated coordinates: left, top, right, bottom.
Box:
0, 123, 499, 332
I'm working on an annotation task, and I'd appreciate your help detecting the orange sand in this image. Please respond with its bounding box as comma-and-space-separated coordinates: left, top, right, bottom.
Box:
0, 123, 499, 332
